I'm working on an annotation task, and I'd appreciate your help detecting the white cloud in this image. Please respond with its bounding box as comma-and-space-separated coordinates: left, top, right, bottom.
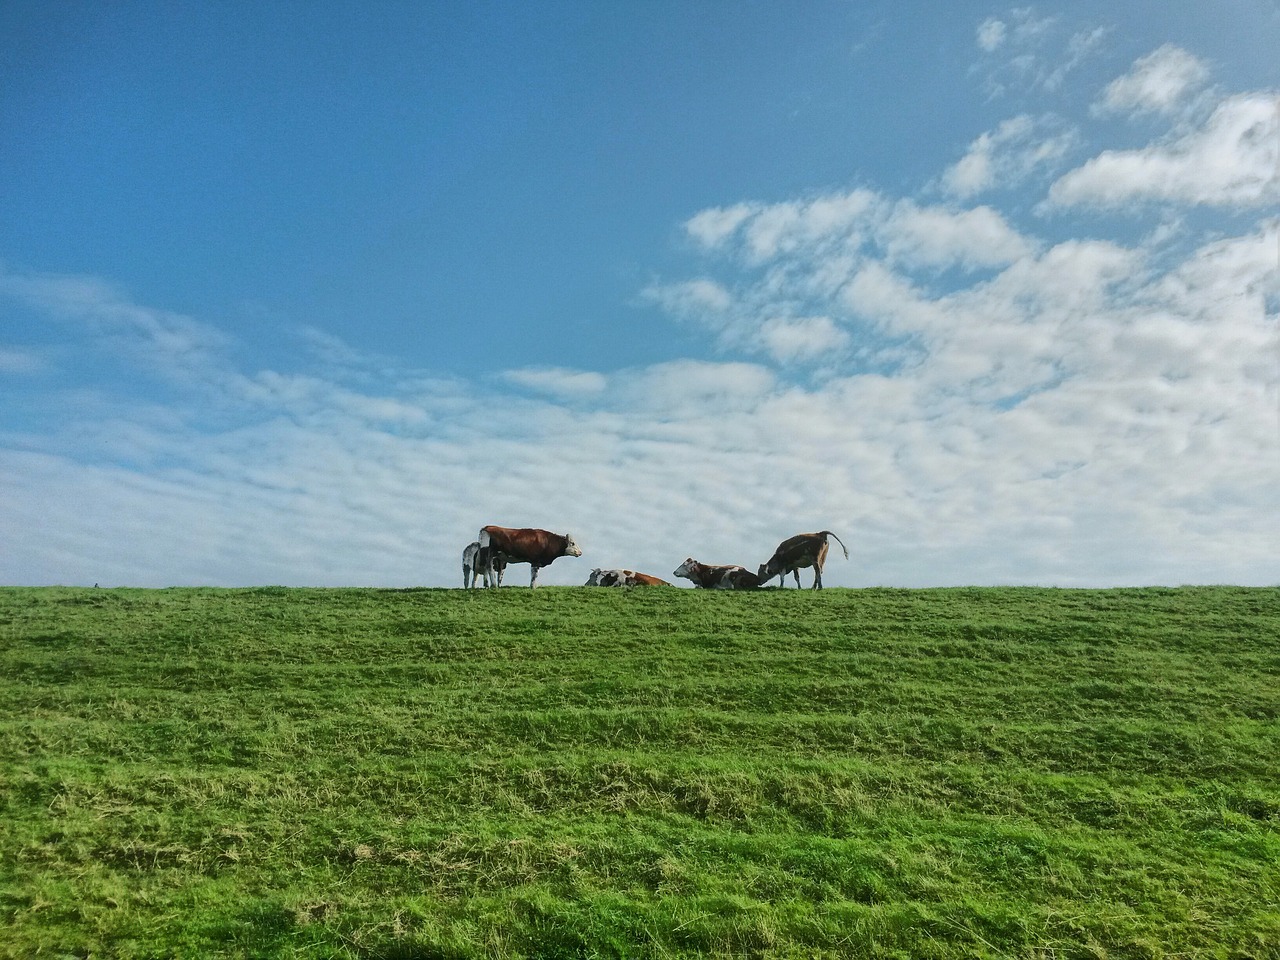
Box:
841, 260, 937, 334
941, 114, 1077, 198
758, 316, 850, 364
683, 189, 879, 264
664, 194, 1036, 367
3, 220, 1278, 589
878, 201, 1034, 270
642, 277, 733, 321
614, 359, 776, 413
503, 366, 608, 398
1048, 93, 1280, 208
1004, 9, 1056, 47
977, 17, 1006, 53
1096, 44, 1211, 116
686, 203, 757, 248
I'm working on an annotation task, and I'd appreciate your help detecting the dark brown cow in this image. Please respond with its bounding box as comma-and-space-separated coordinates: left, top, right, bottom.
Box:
585, 568, 672, 587
462, 540, 508, 589
757, 531, 848, 589
672, 558, 761, 590
478, 525, 582, 587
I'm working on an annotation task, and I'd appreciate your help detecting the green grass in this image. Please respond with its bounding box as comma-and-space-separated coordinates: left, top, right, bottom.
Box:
1, 586, 1278, 958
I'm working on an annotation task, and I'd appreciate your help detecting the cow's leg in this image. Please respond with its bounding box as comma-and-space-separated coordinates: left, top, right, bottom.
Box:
464, 563, 472, 589
529, 564, 541, 588
792, 568, 801, 588
812, 566, 823, 590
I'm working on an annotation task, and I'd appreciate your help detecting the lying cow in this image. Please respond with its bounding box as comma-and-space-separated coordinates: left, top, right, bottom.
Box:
478, 525, 582, 587
757, 530, 849, 589
462, 540, 508, 589
585, 568, 672, 587
672, 558, 761, 590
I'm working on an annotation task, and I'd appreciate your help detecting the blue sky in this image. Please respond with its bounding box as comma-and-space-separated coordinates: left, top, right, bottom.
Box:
2, 1, 1278, 587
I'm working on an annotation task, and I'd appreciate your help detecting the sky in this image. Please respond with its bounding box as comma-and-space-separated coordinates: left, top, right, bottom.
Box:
2, 1, 1278, 588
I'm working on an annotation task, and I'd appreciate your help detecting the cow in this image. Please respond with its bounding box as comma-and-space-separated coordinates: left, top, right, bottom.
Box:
672, 558, 761, 590
757, 531, 849, 589
478, 525, 582, 587
585, 568, 672, 587
462, 540, 508, 589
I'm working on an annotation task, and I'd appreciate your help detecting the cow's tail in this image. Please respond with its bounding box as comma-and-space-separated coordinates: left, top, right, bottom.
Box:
822, 531, 850, 560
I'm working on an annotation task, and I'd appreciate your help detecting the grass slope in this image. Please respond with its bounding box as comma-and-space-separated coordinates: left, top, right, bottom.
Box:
1, 586, 1278, 958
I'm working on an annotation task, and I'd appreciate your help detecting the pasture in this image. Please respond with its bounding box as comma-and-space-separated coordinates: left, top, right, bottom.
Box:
1, 586, 1277, 958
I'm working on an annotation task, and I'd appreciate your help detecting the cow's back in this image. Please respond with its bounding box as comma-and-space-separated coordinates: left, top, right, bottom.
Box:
482, 525, 552, 560
772, 532, 829, 569
631, 572, 672, 586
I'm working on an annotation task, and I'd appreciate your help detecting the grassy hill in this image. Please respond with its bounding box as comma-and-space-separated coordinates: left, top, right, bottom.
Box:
1, 586, 1277, 958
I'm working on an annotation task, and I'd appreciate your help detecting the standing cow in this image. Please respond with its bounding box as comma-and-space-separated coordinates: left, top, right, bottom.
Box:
585, 568, 672, 587
478, 525, 582, 587
462, 541, 508, 589
672, 558, 761, 590
757, 531, 849, 589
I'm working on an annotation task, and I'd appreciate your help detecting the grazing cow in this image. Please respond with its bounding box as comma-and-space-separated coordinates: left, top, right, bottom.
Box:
478, 525, 582, 587
462, 540, 508, 589
757, 531, 849, 589
672, 558, 761, 590
585, 568, 672, 587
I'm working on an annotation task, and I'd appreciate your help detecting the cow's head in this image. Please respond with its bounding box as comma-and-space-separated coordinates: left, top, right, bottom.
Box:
757, 558, 782, 581
563, 534, 583, 557
585, 568, 602, 586
672, 558, 698, 580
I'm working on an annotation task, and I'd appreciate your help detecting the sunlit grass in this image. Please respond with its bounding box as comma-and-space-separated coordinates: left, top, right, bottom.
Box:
2, 586, 1278, 957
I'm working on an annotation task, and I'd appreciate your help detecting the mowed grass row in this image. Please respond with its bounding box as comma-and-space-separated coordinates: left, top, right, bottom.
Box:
1, 586, 1277, 958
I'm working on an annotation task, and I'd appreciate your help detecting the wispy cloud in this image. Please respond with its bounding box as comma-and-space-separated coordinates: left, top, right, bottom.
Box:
1094, 44, 1211, 117
972, 8, 1106, 96
976, 17, 1007, 54
0, 268, 232, 385
940, 114, 1078, 198
503, 366, 608, 398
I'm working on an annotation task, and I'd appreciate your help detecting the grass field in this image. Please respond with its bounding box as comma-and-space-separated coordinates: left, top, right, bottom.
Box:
1, 585, 1278, 958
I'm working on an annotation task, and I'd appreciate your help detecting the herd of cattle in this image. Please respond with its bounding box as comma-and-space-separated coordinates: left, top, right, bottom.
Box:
463, 525, 849, 590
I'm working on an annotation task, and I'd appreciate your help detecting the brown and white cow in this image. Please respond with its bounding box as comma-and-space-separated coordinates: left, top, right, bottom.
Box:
672, 558, 761, 590
585, 568, 672, 587
462, 540, 508, 589
478, 525, 582, 587
757, 531, 848, 589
